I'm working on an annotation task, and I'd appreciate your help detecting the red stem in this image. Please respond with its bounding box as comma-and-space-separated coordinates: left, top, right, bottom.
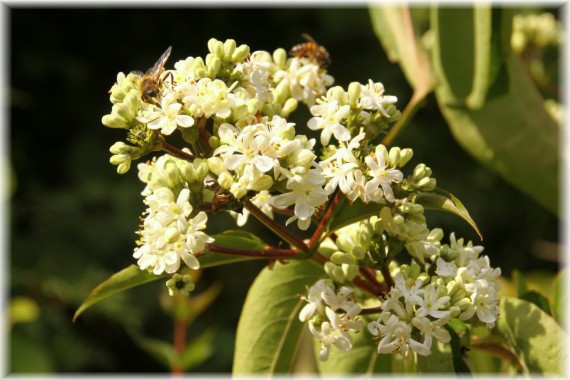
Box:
160, 141, 196, 161
308, 191, 344, 249
359, 267, 388, 294
245, 200, 309, 253
208, 243, 299, 258
172, 317, 186, 374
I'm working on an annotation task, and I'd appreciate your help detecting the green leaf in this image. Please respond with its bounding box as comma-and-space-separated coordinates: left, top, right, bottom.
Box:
233, 260, 324, 374
327, 199, 385, 234
512, 269, 528, 297
127, 328, 176, 369
445, 324, 471, 374
493, 296, 566, 375
414, 188, 482, 239
416, 341, 454, 373
430, 7, 559, 215
317, 315, 391, 374
74, 230, 267, 321
369, 5, 434, 144
73, 265, 167, 322
180, 329, 215, 371
519, 290, 553, 317
551, 268, 566, 323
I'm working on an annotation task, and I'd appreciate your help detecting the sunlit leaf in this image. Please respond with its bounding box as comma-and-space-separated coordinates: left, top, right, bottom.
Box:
493, 296, 566, 375
233, 260, 324, 374
414, 188, 482, 239
369, 5, 434, 145
326, 199, 384, 235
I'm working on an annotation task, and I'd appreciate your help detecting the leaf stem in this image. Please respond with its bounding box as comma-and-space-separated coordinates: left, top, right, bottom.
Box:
172, 315, 186, 374
308, 191, 344, 250
160, 140, 196, 162
245, 200, 309, 253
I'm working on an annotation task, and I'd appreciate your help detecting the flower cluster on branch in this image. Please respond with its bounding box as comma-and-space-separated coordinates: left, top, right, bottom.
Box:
102, 37, 501, 361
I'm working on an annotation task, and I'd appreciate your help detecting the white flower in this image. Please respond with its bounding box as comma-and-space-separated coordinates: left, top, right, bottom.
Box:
273, 58, 333, 106
308, 100, 351, 146
414, 284, 451, 320
309, 321, 353, 361
368, 312, 430, 358
273, 168, 327, 230
183, 78, 238, 119
137, 93, 194, 135
320, 133, 365, 195
133, 187, 213, 275
359, 79, 397, 117
412, 315, 451, 348
233, 190, 275, 227
364, 146, 403, 203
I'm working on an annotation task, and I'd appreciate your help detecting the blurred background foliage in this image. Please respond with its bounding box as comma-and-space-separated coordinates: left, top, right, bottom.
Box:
8, 5, 561, 374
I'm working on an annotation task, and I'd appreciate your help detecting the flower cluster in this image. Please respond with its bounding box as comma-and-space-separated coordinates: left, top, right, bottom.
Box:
299, 280, 363, 361
102, 37, 502, 362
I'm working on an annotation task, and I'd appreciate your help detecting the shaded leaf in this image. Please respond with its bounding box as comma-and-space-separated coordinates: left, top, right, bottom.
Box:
512, 269, 528, 297
493, 296, 566, 375
416, 341, 454, 373
180, 329, 215, 371
519, 290, 553, 317
445, 325, 471, 374
430, 6, 559, 215
127, 328, 175, 369
233, 260, 324, 374
414, 188, 482, 239
551, 268, 566, 323
73, 265, 167, 322
74, 230, 267, 321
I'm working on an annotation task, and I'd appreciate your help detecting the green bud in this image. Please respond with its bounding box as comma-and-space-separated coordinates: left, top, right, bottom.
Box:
218, 172, 234, 190
331, 251, 356, 265
417, 272, 429, 284
388, 147, 401, 167
165, 226, 180, 243
417, 177, 436, 191
110, 86, 127, 104
399, 264, 411, 279
117, 162, 131, 174
208, 38, 224, 57
207, 56, 222, 77
230, 182, 247, 199
399, 148, 413, 167
247, 98, 260, 115
102, 113, 129, 129
449, 306, 461, 318
208, 136, 221, 150
412, 163, 427, 180
281, 98, 298, 117
110, 141, 131, 155
428, 228, 444, 242
273, 48, 287, 67
208, 157, 226, 176
232, 44, 250, 62
250, 175, 273, 191
454, 298, 472, 311
166, 273, 195, 297
110, 153, 129, 166
124, 90, 141, 116
352, 246, 366, 261
348, 82, 361, 108
342, 264, 359, 281
113, 102, 134, 123
328, 86, 348, 104
223, 39, 236, 60
375, 144, 389, 165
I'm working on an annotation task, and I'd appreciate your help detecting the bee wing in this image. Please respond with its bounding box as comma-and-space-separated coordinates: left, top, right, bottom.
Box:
129, 70, 145, 78
145, 46, 172, 76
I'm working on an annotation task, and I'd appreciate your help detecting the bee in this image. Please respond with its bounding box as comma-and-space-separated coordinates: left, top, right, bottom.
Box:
289, 33, 331, 69
134, 46, 173, 104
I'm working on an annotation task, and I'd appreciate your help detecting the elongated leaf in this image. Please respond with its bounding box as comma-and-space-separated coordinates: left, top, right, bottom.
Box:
74, 230, 266, 321
317, 315, 391, 374
233, 260, 324, 374
431, 7, 559, 215
369, 5, 434, 145
414, 188, 482, 239
494, 296, 566, 375
73, 265, 166, 322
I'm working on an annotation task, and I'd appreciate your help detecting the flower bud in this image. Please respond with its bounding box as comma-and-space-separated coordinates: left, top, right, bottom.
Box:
412, 163, 427, 180
250, 175, 273, 191
102, 113, 129, 129
223, 39, 237, 60
331, 251, 356, 265
388, 147, 401, 167
113, 102, 134, 122
232, 44, 250, 62
218, 171, 234, 190
208, 136, 221, 150
208, 157, 226, 176
207, 56, 222, 77
348, 81, 361, 108
110, 141, 131, 155
417, 177, 436, 191
208, 38, 224, 57
281, 98, 298, 117
398, 148, 413, 167
273, 48, 287, 68
342, 263, 359, 281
